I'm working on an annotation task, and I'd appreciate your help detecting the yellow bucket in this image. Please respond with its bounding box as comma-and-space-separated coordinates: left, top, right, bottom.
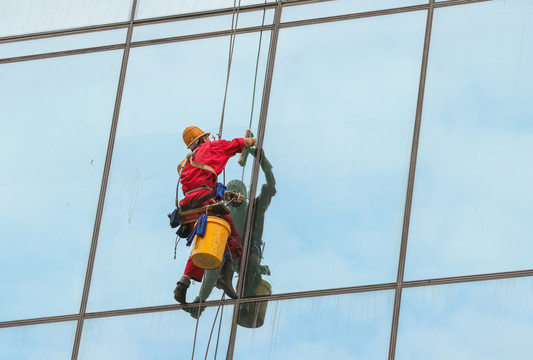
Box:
237, 280, 272, 328
190, 216, 230, 270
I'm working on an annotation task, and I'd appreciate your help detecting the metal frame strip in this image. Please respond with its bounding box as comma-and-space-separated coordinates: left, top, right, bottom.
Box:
69, 1, 138, 359
225, 0, 283, 358
0, 0, 493, 45
387, 1, 434, 359
0, 44, 126, 64
0, 2, 279, 44
2, 269, 532, 329
1, 1, 495, 65
0, 25, 275, 64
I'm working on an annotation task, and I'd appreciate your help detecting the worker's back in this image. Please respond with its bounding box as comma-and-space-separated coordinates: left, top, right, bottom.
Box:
179, 138, 245, 207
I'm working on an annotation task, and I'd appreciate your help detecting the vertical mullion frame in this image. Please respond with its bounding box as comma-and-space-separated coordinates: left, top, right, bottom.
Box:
225, 1, 283, 359
70, 1, 138, 359
387, 1, 435, 359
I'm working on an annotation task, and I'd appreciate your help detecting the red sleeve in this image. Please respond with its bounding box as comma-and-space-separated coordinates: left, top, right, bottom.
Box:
213, 138, 246, 157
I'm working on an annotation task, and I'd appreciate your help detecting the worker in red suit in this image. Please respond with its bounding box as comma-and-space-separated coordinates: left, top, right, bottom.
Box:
174, 126, 257, 304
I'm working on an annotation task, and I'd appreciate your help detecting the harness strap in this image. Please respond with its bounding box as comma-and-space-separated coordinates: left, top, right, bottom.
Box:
189, 158, 217, 177
177, 158, 187, 175
177, 149, 217, 178
176, 148, 219, 210
179, 190, 216, 212
185, 185, 214, 195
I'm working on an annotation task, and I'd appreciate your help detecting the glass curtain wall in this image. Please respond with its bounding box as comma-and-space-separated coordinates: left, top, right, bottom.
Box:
1, 0, 533, 359
0, 50, 123, 322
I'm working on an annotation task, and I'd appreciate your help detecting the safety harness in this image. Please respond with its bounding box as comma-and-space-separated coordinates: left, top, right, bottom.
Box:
175, 149, 219, 211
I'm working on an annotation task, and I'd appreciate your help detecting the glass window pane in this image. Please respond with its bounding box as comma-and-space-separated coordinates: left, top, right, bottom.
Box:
282, 0, 428, 23
0, 321, 77, 360
396, 277, 533, 360
406, 0, 533, 280
78, 306, 233, 359
0, 51, 123, 321
132, 10, 274, 42
0, 29, 126, 59
0, 0, 132, 37
136, 0, 276, 20
234, 291, 394, 359
250, 12, 426, 295
87, 32, 271, 311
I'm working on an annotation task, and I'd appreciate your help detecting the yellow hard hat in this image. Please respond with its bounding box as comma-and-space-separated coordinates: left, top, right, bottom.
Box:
182, 126, 210, 149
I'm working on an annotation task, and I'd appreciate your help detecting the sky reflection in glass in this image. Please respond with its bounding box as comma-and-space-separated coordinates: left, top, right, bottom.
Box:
0, 51, 122, 321
406, 0, 533, 280
282, 0, 427, 23
0, 0, 132, 37
132, 10, 273, 42
0, 29, 127, 59
87, 32, 270, 311
256, 11, 426, 294
0, 321, 76, 360
79, 306, 233, 359
396, 277, 533, 360
234, 291, 394, 360
136, 0, 276, 20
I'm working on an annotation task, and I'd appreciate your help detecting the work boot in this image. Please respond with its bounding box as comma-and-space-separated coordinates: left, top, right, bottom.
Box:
186, 302, 206, 320
173, 276, 191, 304
215, 257, 238, 299
183, 296, 206, 319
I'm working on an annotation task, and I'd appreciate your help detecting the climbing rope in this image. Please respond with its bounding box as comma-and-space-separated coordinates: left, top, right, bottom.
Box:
241, 1, 267, 182
185, 1, 269, 358
213, 304, 225, 360
201, 245, 235, 358
219, 0, 240, 187
218, 0, 243, 139
191, 274, 205, 360
204, 293, 226, 360
191, 247, 236, 359
248, 2, 268, 131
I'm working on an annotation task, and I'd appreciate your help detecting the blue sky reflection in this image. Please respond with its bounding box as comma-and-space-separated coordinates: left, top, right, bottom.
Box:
0, 51, 122, 321
406, 0, 533, 280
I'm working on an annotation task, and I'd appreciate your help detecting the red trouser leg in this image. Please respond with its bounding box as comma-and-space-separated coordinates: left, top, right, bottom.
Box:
184, 258, 204, 282
222, 214, 243, 259
183, 215, 243, 282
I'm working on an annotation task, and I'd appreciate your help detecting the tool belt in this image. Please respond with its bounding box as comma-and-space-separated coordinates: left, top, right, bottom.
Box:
179, 190, 216, 212
179, 202, 231, 224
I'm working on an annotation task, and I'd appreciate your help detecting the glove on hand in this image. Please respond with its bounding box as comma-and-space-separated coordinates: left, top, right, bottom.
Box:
246, 137, 257, 147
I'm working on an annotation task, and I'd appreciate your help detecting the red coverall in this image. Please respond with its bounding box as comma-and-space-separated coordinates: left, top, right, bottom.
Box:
179, 138, 246, 282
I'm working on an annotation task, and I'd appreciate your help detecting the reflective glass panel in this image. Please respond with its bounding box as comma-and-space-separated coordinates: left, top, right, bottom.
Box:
406, 0, 533, 280
0, 29, 126, 59
0, 51, 123, 321
250, 11, 426, 295
234, 291, 394, 359
282, 0, 427, 23
79, 306, 233, 359
87, 32, 271, 311
136, 0, 276, 20
396, 277, 533, 360
0, 321, 76, 359
0, 0, 132, 37
132, 10, 274, 42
